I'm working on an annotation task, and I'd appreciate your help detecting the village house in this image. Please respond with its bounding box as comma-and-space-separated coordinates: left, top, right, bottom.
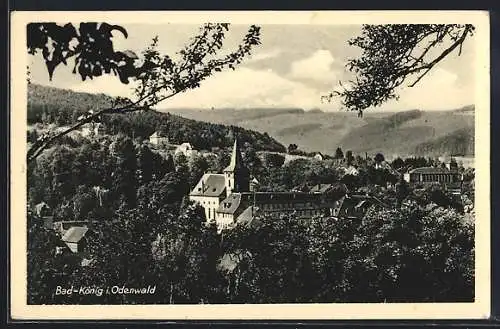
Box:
149, 131, 169, 147
331, 194, 388, 219
403, 166, 462, 184
34, 201, 54, 229
313, 152, 325, 161
81, 122, 105, 138
175, 142, 197, 157
53, 220, 89, 235
61, 226, 89, 253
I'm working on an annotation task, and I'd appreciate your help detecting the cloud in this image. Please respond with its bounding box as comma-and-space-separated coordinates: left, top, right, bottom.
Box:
289, 49, 338, 84
246, 49, 283, 63
159, 67, 325, 109
64, 64, 472, 113
64, 66, 327, 110
378, 67, 473, 111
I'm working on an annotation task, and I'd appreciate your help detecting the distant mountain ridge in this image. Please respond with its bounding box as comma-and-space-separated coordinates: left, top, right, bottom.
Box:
166, 106, 475, 158
27, 83, 474, 158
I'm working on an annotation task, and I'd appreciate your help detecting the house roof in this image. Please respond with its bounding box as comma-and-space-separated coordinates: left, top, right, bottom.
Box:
310, 183, 349, 194
236, 206, 260, 226
62, 226, 89, 243
310, 183, 333, 194
243, 191, 327, 204
178, 142, 193, 149
218, 191, 335, 216
150, 131, 167, 138
218, 193, 244, 214
336, 194, 389, 217
409, 166, 455, 174
190, 173, 226, 197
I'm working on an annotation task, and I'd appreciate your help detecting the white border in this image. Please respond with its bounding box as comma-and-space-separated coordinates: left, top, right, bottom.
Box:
10, 10, 491, 320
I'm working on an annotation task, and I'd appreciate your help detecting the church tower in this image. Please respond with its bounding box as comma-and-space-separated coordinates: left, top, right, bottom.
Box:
224, 138, 250, 197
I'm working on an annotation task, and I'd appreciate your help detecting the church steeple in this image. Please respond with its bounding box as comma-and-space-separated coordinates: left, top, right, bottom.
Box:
224, 137, 249, 196
225, 138, 244, 172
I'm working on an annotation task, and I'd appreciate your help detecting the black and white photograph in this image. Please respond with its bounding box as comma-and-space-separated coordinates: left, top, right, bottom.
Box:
10, 11, 490, 320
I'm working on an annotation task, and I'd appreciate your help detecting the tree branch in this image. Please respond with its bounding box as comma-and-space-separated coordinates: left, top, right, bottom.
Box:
407, 25, 471, 87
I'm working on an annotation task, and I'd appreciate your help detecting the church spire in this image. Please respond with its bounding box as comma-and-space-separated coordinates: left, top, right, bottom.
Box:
223, 136, 250, 196
224, 137, 244, 172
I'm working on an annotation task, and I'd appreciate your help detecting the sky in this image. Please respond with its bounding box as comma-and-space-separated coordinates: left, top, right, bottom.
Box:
28, 23, 477, 112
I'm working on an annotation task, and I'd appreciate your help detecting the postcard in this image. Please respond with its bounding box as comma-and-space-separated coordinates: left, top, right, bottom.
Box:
10, 10, 490, 320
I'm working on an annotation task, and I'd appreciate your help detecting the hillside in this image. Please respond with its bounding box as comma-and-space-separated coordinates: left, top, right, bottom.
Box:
167, 107, 475, 158
27, 84, 286, 152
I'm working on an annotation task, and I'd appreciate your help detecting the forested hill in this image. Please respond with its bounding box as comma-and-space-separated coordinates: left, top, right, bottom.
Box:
27, 84, 286, 152
168, 106, 475, 157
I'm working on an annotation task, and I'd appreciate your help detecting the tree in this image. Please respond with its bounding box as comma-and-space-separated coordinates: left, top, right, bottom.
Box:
395, 177, 410, 207
28, 23, 133, 82
374, 153, 385, 164
188, 154, 210, 188
263, 152, 285, 168
335, 147, 344, 159
345, 150, 354, 166
27, 211, 80, 304
324, 24, 475, 111
110, 135, 138, 209
136, 144, 154, 185
242, 146, 262, 176
391, 157, 405, 170
27, 23, 262, 163
287, 143, 298, 154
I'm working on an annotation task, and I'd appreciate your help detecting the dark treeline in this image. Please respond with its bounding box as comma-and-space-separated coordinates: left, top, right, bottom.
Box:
101, 111, 285, 152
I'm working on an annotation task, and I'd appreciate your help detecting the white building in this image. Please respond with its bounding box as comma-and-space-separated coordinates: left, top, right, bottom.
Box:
175, 142, 196, 157
149, 131, 169, 147
189, 139, 250, 229
344, 165, 359, 176
81, 122, 104, 138
313, 153, 324, 161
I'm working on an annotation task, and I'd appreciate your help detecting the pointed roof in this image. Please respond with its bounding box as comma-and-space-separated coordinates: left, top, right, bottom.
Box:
224, 138, 246, 172
62, 226, 89, 243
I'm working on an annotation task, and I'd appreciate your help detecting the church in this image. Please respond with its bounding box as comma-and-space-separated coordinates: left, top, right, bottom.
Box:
189, 138, 385, 230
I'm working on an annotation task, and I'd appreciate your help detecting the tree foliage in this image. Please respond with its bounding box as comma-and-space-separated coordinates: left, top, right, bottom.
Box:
27, 23, 132, 82
325, 24, 475, 111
